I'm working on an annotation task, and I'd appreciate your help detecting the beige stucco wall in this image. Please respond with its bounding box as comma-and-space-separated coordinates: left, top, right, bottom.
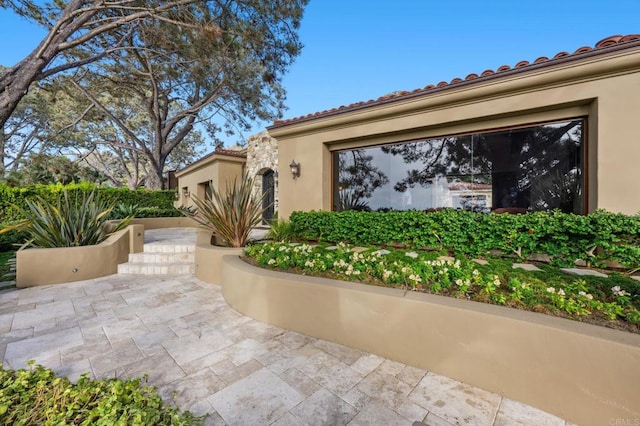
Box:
174, 154, 245, 208
217, 255, 640, 426
128, 217, 198, 229
16, 225, 144, 287
270, 47, 640, 217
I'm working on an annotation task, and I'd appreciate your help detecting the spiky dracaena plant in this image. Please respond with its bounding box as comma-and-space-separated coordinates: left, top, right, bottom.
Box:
0, 190, 131, 248
186, 175, 267, 248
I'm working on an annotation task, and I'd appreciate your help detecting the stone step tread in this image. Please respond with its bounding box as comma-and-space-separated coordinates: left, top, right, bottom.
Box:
128, 252, 194, 263
117, 262, 195, 275
142, 244, 195, 253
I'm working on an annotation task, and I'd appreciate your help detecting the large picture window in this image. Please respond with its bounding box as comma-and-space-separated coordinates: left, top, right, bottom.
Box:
332, 118, 585, 214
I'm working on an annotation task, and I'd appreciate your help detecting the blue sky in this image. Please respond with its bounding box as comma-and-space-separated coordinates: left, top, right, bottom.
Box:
1, 0, 639, 147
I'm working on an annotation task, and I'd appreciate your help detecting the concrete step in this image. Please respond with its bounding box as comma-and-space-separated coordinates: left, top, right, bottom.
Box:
142, 244, 195, 254
117, 262, 195, 275
128, 252, 194, 264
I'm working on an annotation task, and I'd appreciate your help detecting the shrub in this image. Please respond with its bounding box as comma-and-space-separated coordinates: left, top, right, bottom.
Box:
0, 190, 130, 248
0, 183, 177, 223
0, 251, 15, 281
183, 175, 266, 247
0, 228, 27, 252
266, 219, 294, 242
0, 362, 203, 425
289, 209, 640, 268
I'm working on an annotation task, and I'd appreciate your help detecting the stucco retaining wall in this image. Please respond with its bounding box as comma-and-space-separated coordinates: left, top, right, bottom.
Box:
195, 242, 242, 284
215, 254, 640, 426
16, 225, 144, 287
128, 217, 198, 229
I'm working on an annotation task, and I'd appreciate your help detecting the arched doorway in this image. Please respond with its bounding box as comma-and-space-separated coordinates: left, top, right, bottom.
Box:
262, 169, 275, 224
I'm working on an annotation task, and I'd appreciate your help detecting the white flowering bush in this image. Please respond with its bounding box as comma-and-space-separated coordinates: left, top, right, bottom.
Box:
245, 242, 640, 329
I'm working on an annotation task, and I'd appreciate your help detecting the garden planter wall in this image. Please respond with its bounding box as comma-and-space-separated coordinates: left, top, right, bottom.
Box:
128, 217, 198, 229
16, 225, 144, 287
214, 254, 640, 426
194, 240, 242, 284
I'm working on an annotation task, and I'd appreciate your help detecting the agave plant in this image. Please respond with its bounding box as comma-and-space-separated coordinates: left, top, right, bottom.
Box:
113, 203, 140, 219
0, 190, 131, 248
185, 175, 267, 247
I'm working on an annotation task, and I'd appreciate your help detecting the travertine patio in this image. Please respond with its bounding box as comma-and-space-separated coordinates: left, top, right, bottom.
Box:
0, 229, 571, 425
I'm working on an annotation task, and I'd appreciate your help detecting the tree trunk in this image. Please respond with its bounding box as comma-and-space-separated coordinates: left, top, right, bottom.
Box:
145, 166, 165, 190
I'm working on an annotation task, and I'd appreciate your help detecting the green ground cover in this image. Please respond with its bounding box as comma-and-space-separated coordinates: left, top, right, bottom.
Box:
0, 362, 203, 425
245, 242, 640, 333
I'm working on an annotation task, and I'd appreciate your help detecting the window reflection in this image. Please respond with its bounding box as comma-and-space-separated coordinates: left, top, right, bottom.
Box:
332, 118, 584, 214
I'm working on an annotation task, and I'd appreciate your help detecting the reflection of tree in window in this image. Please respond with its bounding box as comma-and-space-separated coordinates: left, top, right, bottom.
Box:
334, 149, 388, 211
381, 136, 491, 192
478, 120, 583, 212
378, 119, 583, 213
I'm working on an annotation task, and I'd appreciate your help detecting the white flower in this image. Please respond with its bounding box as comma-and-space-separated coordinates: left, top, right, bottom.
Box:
611, 286, 630, 297
546, 287, 556, 294
557, 289, 566, 296
405, 251, 418, 259
455, 279, 463, 286
472, 269, 480, 276
579, 291, 594, 300
267, 259, 276, 265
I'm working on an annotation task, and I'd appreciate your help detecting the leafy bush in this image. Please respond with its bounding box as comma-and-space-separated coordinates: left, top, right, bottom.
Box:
245, 242, 640, 330
114, 202, 141, 218
267, 220, 294, 242
109, 206, 182, 219
0, 182, 177, 223
0, 190, 130, 248
135, 207, 183, 218
0, 251, 15, 281
0, 362, 203, 425
289, 209, 640, 268
0, 228, 27, 252
183, 175, 266, 247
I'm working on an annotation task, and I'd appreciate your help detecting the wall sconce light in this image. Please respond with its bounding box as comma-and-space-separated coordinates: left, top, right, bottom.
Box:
174, 191, 180, 201
289, 160, 300, 179
183, 188, 190, 198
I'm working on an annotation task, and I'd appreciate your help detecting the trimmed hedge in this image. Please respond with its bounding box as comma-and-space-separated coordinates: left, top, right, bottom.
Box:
0, 183, 177, 223
289, 209, 640, 268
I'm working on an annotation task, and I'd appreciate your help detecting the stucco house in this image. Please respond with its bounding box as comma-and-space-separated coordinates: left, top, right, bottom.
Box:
175, 133, 280, 224
178, 34, 640, 219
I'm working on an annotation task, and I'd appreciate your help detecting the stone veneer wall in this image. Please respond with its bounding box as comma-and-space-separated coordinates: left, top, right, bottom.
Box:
246, 130, 279, 216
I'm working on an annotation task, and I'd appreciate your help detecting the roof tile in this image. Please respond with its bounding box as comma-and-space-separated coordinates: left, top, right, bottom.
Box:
271, 34, 640, 128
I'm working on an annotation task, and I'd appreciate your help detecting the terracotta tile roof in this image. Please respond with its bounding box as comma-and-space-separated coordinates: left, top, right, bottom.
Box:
270, 34, 640, 128
175, 147, 246, 176
212, 147, 247, 158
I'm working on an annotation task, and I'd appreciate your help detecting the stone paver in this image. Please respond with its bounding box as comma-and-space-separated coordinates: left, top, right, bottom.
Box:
560, 267, 608, 278
512, 263, 542, 272
0, 228, 571, 425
